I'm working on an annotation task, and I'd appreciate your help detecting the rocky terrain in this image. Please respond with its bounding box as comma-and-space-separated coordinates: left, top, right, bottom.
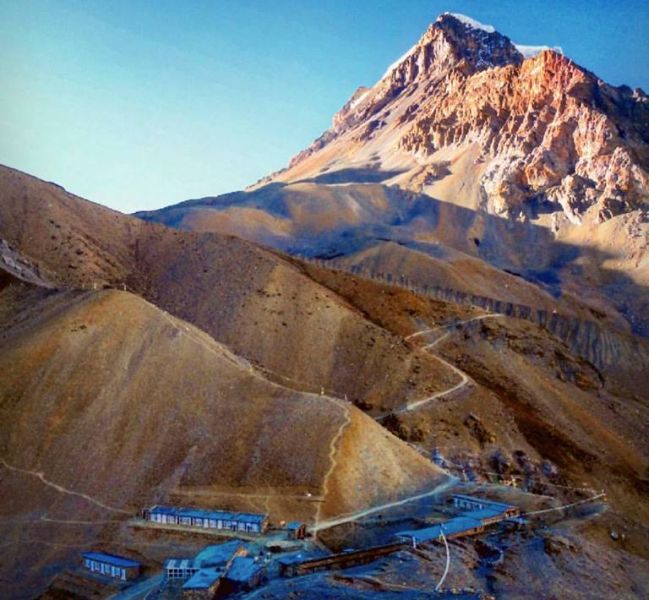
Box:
244, 523, 649, 600
280, 14, 649, 224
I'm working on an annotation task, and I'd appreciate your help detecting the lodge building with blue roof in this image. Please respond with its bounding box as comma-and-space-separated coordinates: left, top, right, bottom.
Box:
451, 494, 520, 518
81, 551, 141, 581
397, 494, 522, 546
142, 505, 269, 534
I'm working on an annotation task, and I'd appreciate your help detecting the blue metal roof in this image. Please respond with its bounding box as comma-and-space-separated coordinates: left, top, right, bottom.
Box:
278, 551, 310, 566
195, 541, 245, 567
452, 494, 514, 510
226, 557, 263, 582
461, 508, 506, 521
397, 517, 483, 542
286, 521, 304, 530
149, 505, 178, 515
182, 567, 222, 590
82, 552, 140, 568
149, 505, 267, 523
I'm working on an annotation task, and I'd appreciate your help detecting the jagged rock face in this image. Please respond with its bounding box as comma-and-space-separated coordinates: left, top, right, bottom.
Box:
273, 13, 649, 226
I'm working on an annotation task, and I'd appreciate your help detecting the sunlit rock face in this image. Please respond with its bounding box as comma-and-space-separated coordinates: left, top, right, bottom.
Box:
276, 13, 649, 226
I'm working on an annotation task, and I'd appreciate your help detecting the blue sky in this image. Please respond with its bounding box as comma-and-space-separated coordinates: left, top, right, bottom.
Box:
1, 0, 647, 212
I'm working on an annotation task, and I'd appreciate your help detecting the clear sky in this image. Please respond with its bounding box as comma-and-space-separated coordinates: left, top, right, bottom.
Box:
1, 0, 647, 213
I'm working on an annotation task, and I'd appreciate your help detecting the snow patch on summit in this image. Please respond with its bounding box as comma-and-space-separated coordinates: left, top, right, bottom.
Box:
442, 13, 496, 33
515, 43, 564, 58
380, 43, 419, 81
350, 90, 370, 110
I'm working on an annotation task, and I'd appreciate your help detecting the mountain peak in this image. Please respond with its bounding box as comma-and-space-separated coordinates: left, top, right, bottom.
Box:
436, 13, 565, 60
428, 12, 524, 71
366, 13, 524, 96
438, 12, 496, 33
262, 11, 648, 233
320, 14, 525, 137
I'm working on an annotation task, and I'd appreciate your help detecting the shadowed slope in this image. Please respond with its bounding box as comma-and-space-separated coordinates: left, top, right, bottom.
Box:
138, 179, 647, 335
0, 164, 457, 410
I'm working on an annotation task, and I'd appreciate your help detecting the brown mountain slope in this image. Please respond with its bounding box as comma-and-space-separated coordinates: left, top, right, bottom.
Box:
298, 259, 649, 399
0, 164, 459, 410
137, 179, 644, 331
294, 263, 649, 568
399, 317, 649, 556
2, 166, 649, 596
2, 162, 646, 407
0, 278, 446, 599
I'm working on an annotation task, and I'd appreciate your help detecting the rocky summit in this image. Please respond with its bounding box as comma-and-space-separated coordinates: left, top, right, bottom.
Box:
273, 13, 649, 225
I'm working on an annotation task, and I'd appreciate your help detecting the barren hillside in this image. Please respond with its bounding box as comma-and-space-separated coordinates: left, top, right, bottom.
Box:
2, 166, 648, 598
0, 164, 456, 409
0, 276, 446, 598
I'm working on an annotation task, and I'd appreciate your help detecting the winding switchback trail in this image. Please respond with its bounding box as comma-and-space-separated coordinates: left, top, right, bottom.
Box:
392, 313, 505, 415
0, 458, 131, 514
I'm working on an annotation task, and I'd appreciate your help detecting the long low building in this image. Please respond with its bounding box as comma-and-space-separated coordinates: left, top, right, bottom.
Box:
279, 542, 407, 577
460, 507, 512, 526
397, 517, 485, 544
452, 494, 520, 518
82, 551, 141, 581
397, 496, 522, 545
143, 505, 269, 534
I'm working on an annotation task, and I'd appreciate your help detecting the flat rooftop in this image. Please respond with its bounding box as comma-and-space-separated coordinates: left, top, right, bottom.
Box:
183, 567, 222, 590
397, 516, 483, 542
227, 556, 264, 582
149, 505, 268, 523
82, 552, 140, 569
460, 508, 508, 520
195, 541, 245, 567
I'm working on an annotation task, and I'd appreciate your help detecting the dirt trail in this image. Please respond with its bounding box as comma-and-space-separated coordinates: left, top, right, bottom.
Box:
3, 287, 461, 533
157, 292, 462, 531
309, 476, 457, 533
172, 489, 325, 502
158, 292, 355, 525
393, 314, 505, 415
313, 399, 352, 529
0, 458, 131, 514
525, 493, 607, 516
